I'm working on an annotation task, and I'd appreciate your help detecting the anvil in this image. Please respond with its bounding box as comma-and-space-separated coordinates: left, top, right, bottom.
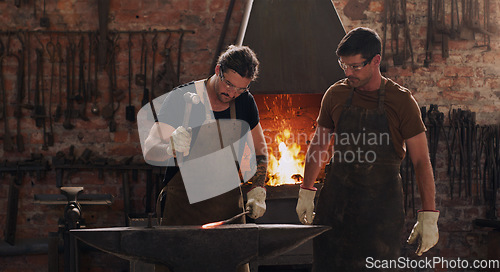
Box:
71, 223, 330, 271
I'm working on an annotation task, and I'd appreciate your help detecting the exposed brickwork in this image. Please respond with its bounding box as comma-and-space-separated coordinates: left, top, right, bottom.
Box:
0, 0, 499, 271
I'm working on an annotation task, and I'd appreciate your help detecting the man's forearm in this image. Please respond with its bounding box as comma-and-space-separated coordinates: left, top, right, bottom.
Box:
302, 126, 333, 189
407, 132, 437, 211
251, 154, 268, 187
302, 144, 331, 188
414, 161, 436, 210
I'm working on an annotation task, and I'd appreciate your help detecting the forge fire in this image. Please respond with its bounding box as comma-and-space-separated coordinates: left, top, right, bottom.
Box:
267, 129, 305, 186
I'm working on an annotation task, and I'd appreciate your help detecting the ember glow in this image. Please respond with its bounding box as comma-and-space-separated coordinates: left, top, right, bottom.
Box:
201, 221, 224, 229
267, 129, 305, 186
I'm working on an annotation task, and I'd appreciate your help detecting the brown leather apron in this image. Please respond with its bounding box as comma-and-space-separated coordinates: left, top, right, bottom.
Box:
161, 99, 246, 226
313, 79, 405, 271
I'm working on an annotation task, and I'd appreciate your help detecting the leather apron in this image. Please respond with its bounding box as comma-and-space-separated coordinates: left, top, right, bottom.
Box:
312, 79, 405, 271
161, 99, 246, 226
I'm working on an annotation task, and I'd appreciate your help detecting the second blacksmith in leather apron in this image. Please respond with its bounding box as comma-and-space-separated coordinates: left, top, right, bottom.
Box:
313, 80, 405, 271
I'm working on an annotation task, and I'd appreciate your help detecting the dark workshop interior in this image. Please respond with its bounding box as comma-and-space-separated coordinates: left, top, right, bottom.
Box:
0, 0, 499, 271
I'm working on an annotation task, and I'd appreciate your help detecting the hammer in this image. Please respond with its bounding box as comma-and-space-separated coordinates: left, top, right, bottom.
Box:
174, 92, 200, 162
182, 92, 201, 127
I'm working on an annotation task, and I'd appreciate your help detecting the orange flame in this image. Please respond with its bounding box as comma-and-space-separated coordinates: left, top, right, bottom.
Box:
267, 129, 305, 186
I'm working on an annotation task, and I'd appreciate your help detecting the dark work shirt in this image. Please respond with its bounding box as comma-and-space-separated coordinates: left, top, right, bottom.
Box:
157, 80, 260, 185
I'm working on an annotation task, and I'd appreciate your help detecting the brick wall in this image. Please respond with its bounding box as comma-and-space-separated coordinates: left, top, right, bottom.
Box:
0, 0, 499, 271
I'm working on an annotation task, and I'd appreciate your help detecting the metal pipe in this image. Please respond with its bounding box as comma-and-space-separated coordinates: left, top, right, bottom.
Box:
236, 0, 254, 46
0, 238, 49, 256
0, 29, 195, 35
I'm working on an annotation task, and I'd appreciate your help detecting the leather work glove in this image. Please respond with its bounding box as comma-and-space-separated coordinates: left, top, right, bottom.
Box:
407, 210, 440, 256
246, 186, 266, 219
296, 186, 316, 225
166, 126, 192, 156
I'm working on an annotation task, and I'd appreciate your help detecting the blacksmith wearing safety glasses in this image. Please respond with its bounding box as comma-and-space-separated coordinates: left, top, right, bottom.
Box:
296, 27, 439, 271
143, 45, 268, 272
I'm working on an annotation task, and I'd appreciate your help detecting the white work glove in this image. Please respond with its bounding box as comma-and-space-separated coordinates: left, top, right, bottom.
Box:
296, 186, 316, 225
166, 126, 192, 156
407, 210, 440, 256
246, 186, 266, 219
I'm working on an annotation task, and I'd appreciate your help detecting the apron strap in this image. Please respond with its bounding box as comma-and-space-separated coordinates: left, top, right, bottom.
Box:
230, 100, 236, 119
345, 77, 387, 112
195, 79, 214, 121
225, 101, 245, 183
344, 87, 355, 108
378, 78, 386, 113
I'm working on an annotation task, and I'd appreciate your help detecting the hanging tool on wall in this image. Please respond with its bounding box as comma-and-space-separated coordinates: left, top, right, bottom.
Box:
470, 0, 492, 50
40, 0, 50, 27
176, 31, 185, 84
456, 110, 466, 197
381, 0, 389, 71
125, 33, 135, 122
3, 155, 49, 245
97, 0, 110, 70
77, 35, 89, 121
36, 47, 49, 150
4, 176, 21, 245
483, 0, 491, 50
136, 32, 146, 86
156, 33, 179, 94
54, 37, 63, 122
424, 0, 434, 67
14, 33, 26, 152
91, 34, 100, 115
447, 109, 457, 198
102, 34, 121, 132
428, 0, 450, 59
465, 111, 475, 197
383, 0, 414, 69
401, 147, 416, 216
86, 33, 93, 118
63, 40, 75, 130
401, 0, 415, 69
74, 36, 84, 104
389, 0, 403, 66
459, 0, 475, 40
141, 34, 150, 107
45, 38, 56, 147
433, 0, 449, 59
24, 32, 34, 111
482, 125, 498, 219
122, 168, 131, 226
426, 105, 444, 176
446, 108, 480, 199
450, 0, 460, 39
33, 34, 46, 129
1, 38, 15, 152
150, 31, 158, 101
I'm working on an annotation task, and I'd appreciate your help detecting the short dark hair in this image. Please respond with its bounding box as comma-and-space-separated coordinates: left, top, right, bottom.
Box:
336, 27, 381, 60
217, 45, 260, 80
